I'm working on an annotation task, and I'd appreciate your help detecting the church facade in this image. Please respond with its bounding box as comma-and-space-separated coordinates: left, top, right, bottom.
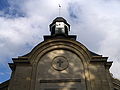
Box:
0, 17, 120, 90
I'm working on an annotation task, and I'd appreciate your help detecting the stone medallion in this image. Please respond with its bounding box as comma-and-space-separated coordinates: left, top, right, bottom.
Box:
52, 56, 69, 71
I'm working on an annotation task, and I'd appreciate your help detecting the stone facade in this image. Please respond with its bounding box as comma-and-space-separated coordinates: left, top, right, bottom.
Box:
0, 17, 120, 90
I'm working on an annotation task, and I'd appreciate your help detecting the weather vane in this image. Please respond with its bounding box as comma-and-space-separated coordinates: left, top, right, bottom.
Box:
58, 4, 61, 16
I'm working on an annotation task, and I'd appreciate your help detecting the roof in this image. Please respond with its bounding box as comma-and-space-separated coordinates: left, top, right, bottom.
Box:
89, 51, 101, 56
50, 17, 70, 28
113, 78, 120, 90
0, 80, 9, 89
52, 17, 67, 23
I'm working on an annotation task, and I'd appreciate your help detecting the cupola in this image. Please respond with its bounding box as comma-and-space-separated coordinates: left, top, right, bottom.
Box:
49, 17, 70, 36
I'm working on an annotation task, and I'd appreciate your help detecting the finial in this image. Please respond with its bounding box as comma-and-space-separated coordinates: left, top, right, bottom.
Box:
58, 4, 61, 16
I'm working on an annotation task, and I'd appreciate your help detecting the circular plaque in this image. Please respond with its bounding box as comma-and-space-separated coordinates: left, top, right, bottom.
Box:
52, 56, 69, 71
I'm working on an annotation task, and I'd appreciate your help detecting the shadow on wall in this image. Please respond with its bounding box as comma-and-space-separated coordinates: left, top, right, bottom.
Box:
33, 49, 100, 90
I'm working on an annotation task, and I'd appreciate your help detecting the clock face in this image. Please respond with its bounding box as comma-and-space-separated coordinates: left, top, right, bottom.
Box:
52, 56, 69, 71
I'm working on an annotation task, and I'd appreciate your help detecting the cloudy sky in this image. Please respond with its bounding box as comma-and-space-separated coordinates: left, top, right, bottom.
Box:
0, 0, 120, 83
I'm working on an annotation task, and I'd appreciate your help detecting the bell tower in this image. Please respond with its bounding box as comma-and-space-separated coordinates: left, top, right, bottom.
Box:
49, 17, 70, 36
44, 17, 76, 40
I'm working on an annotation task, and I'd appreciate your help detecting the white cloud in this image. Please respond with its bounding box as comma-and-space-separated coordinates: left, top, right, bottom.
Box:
0, 0, 120, 82
0, 17, 41, 59
67, 0, 120, 79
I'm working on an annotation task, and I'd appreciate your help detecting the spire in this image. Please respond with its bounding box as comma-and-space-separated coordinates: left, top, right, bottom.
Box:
58, 4, 61, 16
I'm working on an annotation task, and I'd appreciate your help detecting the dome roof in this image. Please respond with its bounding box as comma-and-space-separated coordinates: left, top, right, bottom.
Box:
52, 17, 67, 23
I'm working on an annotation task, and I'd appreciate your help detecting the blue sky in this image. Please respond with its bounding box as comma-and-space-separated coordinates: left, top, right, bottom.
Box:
0, 0, 120, 83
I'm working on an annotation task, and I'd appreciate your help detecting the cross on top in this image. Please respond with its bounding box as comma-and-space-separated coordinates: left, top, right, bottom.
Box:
58, 4, 61, 16
57, 59, 63, 67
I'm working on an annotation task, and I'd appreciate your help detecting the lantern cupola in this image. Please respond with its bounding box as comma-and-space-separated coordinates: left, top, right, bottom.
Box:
49, 17, 70, 36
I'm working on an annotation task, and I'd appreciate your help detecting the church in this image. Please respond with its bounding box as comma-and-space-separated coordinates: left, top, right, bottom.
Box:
0, 17, 120, 90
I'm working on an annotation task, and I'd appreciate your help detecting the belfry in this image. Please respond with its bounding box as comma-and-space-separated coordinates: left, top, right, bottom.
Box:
0, 17, 120, 90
